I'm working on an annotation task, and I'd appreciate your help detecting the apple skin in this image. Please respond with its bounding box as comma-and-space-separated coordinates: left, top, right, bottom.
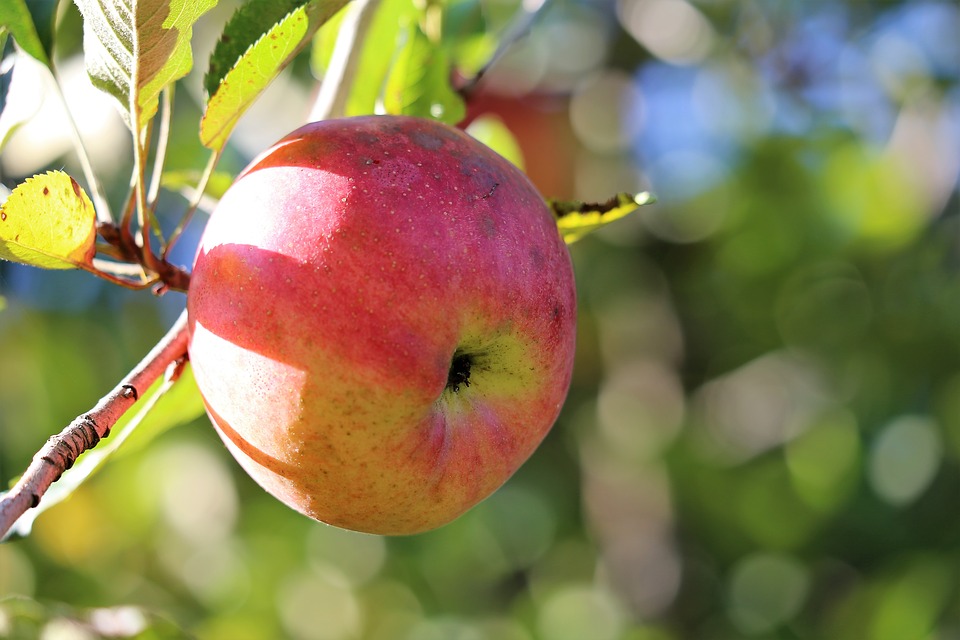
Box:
186, 115, 576, 535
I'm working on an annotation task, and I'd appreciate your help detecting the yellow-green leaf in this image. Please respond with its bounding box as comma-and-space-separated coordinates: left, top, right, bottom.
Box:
201, 0, 347, 152
550, 191, 656, 244
383, 20, 465, 125
0, 0, 50, 67
466, 114, 524, 170
73, 0, 217, 130
0, 171, 98, 269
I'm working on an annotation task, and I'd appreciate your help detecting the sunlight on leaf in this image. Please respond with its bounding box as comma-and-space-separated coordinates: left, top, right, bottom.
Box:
201, 0, 348, 152
73, 0, 216, 130
383, 20, 465, 125
0, 0, 50, 67
0, 171, 97, 269
550, 191, 656, 244
312, 0, 415, 117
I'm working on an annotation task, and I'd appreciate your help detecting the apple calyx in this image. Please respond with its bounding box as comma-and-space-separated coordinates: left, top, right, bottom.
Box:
446, 350, 473, 393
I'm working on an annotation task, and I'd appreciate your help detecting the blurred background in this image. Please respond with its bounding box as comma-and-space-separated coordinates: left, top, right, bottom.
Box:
2, 0, 960, 638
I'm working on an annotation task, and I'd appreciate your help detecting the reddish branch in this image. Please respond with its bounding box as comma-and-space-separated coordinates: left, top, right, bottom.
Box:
0, 311, 190, 540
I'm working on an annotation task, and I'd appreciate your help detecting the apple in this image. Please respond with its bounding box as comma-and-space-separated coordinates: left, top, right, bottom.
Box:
186, 115, 576, 535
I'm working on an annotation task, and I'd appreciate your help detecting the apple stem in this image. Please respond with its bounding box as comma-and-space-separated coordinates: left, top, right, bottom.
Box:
0, 311, 190, 541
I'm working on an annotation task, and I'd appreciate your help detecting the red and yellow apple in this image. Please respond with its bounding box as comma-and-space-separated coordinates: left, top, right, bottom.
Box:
186, 115, 576, 535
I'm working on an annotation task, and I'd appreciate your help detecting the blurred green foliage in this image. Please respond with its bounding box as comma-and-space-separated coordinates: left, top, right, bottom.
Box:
2, 0, 960, 638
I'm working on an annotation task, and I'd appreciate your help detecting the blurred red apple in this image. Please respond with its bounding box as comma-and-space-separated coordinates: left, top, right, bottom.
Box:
186, 115, 577, 535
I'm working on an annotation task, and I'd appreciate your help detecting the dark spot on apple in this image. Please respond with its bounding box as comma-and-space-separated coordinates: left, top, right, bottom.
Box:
356, 132, 380, 146
69, 177, 82, 198
43, 187, 49, 196
529, 247, 545, 269
482, 216, 496, 237
446, 350, 472, 393
481, 183, 499, 200
0, 212, 5, 221
411, 129, 444, 150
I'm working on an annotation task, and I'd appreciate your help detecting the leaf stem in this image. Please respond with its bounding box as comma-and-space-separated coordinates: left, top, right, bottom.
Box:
132, 123, 162, 274
163, 148, 221, 259
50, 67, 113, 224
0, 311, 190, 540
307, 0, 383, 122
457, 0, 551, 98
147, 86, 174, 211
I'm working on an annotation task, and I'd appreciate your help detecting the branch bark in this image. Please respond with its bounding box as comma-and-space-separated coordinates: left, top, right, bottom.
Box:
0, 310, 190, 540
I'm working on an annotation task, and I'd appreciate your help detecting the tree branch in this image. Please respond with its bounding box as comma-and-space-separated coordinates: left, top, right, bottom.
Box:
0, 310, 190, 540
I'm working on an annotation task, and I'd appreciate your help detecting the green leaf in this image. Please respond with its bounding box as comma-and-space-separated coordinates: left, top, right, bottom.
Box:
73, 0, 217, 130
466, 114, 524, 170
549, 191, 656, 244
0, 171, 98, 269
1, 32, 12, 115
3, 365, 205, 539
311, 0, 414, 117
23, 0, 58, 66
383, 20, 466, 125
0, 0, 50, 66
201, 0, 348, 151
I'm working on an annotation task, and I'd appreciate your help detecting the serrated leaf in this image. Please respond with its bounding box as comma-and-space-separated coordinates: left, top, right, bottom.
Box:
0, 0, 50, 66
0, 171, 97, 269
550, 191, 657, 244
205, 0, 313, 98
201, 0, 347, 151
73, 0, 217, 130
383, 20, 465, 125
3, 364, 204, 539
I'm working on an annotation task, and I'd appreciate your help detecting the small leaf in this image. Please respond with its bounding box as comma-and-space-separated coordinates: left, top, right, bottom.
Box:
0, 0, 50, 66
383, 20, 466, 125
201, 0, 348, 151
550, 191, 657, 244
73, 0, 217, 130
466, 114, 524, 170
0, 171, 98, 269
